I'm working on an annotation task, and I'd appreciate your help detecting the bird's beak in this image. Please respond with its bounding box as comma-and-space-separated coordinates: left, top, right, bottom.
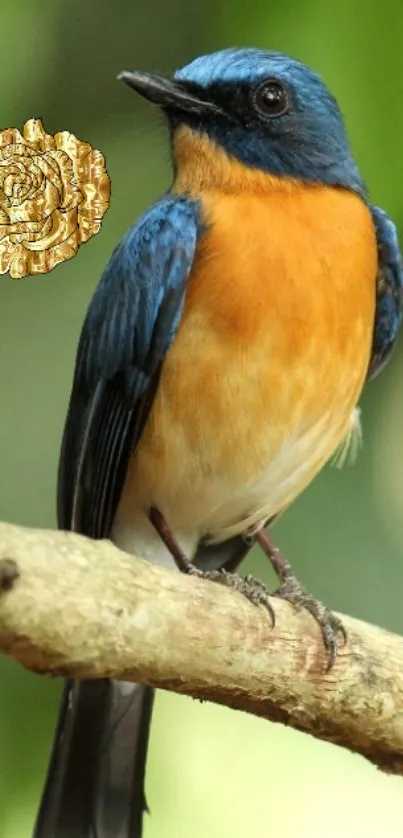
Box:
118, 70, 223, 117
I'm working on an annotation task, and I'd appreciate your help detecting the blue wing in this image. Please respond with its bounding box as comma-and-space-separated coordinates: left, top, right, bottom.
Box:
58, 195, 201, 537
368, 205, 403, 379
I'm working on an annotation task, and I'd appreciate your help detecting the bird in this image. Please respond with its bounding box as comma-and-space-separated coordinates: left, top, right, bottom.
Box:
33, 47, 402, 838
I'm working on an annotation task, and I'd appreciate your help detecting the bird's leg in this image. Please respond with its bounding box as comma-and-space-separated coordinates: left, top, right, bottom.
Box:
149, 507, 192, 573
254, 527, 346, 670
149, 507, 275, 625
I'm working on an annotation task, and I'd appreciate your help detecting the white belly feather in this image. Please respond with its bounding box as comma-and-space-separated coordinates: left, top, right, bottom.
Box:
112, 406, 361, 567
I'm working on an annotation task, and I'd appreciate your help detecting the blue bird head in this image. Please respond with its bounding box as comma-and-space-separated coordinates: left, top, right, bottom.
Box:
119, 48, 366, 195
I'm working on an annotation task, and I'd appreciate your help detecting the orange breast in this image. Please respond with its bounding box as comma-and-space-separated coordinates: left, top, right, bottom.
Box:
117, 147, 377, 543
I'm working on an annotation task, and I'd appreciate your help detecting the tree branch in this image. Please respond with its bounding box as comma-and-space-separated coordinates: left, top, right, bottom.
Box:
0, 520, 402, 774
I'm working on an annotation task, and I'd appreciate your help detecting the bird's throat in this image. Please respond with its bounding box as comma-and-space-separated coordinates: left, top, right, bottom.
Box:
172, 125, 300, 196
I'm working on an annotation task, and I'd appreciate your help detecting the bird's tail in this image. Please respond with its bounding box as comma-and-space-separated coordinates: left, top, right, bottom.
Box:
33, 679, 154, 838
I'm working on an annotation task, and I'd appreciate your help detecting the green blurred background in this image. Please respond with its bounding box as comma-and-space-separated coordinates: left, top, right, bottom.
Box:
1, 0, 403, 836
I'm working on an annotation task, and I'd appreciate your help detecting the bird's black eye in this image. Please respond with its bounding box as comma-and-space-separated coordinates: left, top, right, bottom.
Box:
253, 79, 289, 118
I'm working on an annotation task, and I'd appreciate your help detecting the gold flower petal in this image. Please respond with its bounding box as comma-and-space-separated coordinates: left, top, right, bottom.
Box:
7, 182, 61, 226
6, 219, 46, 239
0, 128, 26, 149
24, 228, 80, 276
9, 244, 30, 279
0, 237, 14, 272
22, 119, 49, 148
0, 144, 37, 163
23, 208, 78, 252
44, 149, 83, 211
54, 131, 92, 161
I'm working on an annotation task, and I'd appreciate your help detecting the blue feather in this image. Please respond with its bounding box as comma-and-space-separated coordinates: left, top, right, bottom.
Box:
77, 195, 201, 398
58, 194, 202, 537
368, 205, 403, 379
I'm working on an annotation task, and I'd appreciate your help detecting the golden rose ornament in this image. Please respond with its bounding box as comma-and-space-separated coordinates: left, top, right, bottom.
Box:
0, 119, 111, 278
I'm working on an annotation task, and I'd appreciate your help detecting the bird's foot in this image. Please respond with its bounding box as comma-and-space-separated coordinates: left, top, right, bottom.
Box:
149, 506, 344, 670
185, 565, 276, 626
272, 574, 345, 670
149, 507, 275, 624
255, 528, 346, 670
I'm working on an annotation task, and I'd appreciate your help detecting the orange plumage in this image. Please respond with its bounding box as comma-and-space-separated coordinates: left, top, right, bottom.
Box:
115, 129, 377, 551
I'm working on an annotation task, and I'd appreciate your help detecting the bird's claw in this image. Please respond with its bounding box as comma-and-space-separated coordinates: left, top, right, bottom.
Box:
185, 566, 276, 627
272, 574, 346, 671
